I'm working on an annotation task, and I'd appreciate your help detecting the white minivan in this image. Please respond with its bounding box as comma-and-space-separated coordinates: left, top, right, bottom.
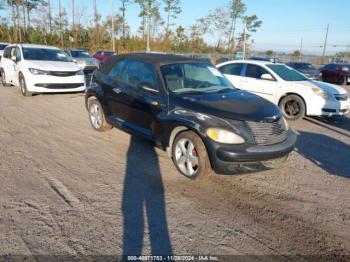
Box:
0, 44, 86, 96
217, 60, 350, 120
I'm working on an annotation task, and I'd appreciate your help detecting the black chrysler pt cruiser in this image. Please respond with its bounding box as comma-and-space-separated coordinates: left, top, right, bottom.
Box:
85, 53, 297, 178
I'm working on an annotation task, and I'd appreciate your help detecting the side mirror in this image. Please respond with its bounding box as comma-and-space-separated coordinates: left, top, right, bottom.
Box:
138, 81, 159, 94
261, 74, 274, 81
11, 56, 17, 62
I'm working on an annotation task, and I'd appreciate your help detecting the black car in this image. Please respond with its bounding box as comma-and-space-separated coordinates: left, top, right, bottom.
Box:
286, 62, 319, 80
85, 53, 296, 178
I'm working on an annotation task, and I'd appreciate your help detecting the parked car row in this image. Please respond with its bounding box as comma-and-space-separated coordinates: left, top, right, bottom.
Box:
0, 46, 348, 178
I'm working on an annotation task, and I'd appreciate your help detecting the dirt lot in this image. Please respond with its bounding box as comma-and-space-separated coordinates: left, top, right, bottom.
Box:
0, 84, 349, 260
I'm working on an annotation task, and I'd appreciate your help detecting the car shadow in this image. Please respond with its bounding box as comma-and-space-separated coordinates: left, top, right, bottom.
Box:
304, 116, 350, 138
296, 130, 350, 178
121, 136, 173, 256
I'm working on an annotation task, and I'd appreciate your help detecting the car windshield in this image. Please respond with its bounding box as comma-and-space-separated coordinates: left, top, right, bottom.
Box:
23, 48, 72, 62
341, 65, 350, 71
0, 44, 7, 50
161, 63, 235, 94
295, 63, 316, 70
71, 50, 92, 58
267, 64, 308, 81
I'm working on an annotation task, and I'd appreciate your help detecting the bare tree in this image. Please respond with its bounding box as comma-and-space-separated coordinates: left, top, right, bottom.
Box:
163, 0, 181, 41
208, 7, 230, 49
227, 0, 246, 52
135, 0, 160, 52
119, 0, 129, 48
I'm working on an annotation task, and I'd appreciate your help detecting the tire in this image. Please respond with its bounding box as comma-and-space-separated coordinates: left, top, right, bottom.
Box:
19, 74, 32, 97
87, 97, 112, 132
172, 130, 211, 179
1, 69, 9, 87
339, 76, 347, 86
279, 95, 306, 121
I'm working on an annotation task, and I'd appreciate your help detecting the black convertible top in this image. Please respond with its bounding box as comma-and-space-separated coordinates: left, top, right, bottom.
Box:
100, 52, 209, 74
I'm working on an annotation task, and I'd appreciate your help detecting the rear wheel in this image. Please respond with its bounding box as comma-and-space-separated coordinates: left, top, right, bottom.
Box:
88, 97, 112, 131
279, 95, 306, 121
172, 131, 211, 179
19, 74, 32, 97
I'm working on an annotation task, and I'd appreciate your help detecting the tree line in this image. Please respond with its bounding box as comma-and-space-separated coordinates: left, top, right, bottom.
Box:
0, 0, 262, 54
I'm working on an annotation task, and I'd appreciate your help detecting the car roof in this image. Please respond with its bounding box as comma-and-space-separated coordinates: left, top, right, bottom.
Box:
19, 44, 59, 50
217, 59, 282, 67
108, 52, 208, 65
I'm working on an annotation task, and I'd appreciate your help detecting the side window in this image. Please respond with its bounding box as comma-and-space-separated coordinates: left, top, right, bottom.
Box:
15, 47, 22, 62
122, 60, 157, 88
219, 63, 243, 76
245, 64, 270, 79
108, 59, 128, 80
3, 47, 10, 58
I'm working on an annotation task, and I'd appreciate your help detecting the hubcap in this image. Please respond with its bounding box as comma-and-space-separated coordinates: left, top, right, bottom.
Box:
284, 100, 300, 117
89, 103, 103, 129
174, 138, 199, 177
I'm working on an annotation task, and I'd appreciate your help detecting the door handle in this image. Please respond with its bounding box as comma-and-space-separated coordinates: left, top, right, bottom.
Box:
113, 87, 122, 94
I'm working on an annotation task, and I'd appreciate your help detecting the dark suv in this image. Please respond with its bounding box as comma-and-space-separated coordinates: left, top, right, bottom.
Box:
320, 63, 350, 85
85, 53, 296, 178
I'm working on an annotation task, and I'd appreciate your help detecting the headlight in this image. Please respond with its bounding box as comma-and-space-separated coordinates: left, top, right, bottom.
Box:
76, 69, 84, 75
312, 88, 333, 100
206, 128, 245, 144
29, 68, 48, 75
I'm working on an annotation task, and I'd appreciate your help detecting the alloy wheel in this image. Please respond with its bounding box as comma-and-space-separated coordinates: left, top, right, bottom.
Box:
89, 103, 103, 129
174, 138, 199, 177
284, 100, 301, 117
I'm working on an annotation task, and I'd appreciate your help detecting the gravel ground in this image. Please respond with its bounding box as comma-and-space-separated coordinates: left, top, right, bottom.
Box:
0, 84, 349, 261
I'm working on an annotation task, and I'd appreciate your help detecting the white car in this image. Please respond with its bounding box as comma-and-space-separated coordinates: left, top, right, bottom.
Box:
217, 60, 350, 120
0, 44, 86, 96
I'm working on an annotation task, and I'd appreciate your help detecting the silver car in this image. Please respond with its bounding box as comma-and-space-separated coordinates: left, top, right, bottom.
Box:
64, 49, 99, 75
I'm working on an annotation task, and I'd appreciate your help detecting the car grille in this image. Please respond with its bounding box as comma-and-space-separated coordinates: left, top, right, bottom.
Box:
247, 118, 288, 146
334, 94, 348, 101
48, 71, 79, 77
35, 83, 84, 89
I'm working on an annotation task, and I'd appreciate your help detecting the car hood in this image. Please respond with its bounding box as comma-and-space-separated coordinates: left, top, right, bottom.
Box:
172, 90, 282, 122
74, 57, 97, 63
289, 80, 347, 95
25, 60, 81, 71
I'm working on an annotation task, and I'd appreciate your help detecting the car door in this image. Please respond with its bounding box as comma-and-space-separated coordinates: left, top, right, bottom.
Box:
6, 47, 20, 85
321, 64, 333, 82
240, 63, 279, 103
100, 58, 129, 121
11, 47, 22, 86
118, 59, 166, 138
218, 63, 245, 88
2, 46, 16, 83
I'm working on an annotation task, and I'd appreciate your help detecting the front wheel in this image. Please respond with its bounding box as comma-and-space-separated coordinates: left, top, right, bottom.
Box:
1, 69, 9, 87
19, 74, 32, 97
279, 95, 306, 121
172, 131, 211, 179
